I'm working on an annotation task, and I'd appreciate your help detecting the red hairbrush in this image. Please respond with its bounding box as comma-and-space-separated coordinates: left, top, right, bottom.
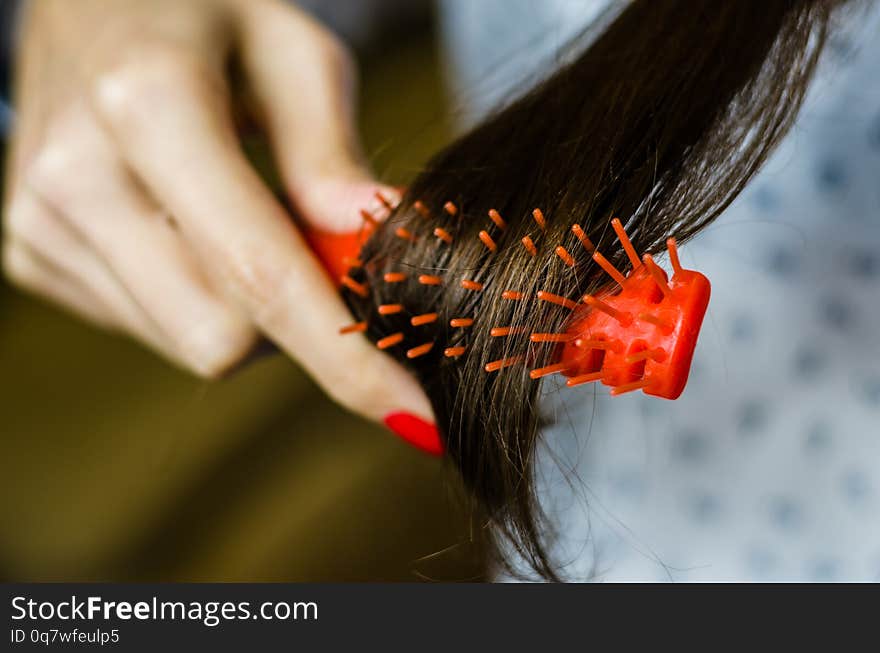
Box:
305, 195, 710, 448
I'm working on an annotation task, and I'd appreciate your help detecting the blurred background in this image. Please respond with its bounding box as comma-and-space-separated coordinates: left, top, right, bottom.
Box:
0, 3, 488, 582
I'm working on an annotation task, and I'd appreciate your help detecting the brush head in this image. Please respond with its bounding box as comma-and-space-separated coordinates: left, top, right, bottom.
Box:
323, 198, 710, 412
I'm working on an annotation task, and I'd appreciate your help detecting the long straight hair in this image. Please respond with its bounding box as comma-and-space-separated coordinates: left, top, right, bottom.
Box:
345, 0, 844, 580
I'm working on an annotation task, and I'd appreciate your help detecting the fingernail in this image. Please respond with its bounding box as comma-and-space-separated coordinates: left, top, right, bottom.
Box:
383, 412, 444, 456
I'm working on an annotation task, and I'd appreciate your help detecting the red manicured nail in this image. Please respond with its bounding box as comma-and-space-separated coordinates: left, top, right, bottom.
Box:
383, 412, 444, 456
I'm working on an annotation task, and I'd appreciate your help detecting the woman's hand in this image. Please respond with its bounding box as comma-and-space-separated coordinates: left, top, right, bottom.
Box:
2, 0, 435, 439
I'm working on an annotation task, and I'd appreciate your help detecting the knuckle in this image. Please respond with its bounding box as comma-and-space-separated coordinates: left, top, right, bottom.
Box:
25, 145, 77, 202
92, 41, 221, 124
2, 241, 36, 288
180, 318, 258, 380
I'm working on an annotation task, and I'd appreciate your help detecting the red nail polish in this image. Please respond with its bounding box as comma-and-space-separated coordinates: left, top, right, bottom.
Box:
383, 412, 444, 456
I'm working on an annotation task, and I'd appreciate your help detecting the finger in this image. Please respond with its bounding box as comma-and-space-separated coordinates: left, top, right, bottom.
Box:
5, 190, 187, 367
238, 1, 397, 232
91, 57, 435, 425
27, 110, 259, 377
3, 238, 119, 331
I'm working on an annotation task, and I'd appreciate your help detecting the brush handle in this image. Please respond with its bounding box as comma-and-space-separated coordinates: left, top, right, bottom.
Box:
301, 227, 369, 282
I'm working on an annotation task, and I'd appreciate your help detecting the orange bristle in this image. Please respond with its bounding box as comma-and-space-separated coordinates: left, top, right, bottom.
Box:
461, 279, 484, 291
406, 342, 434, 359
485, 356, 524, 373
359, 209, 379, 227
341, 275, 369, 298
610, 378, 651, 396
530, 333, 574, 343
374, 191, 396, 211
667, 237, 683, 275
625, 347, 667, 364
450, 318, 474, 328
502, 290, 524, 300
488, 209, 507, 230
582, 294, 633, 326
418, 274, 443, 286
395, 227, 416, 242
444, 201, 458, 217
536, 290, 577, 310
571, 224, 595, 252
434, 227, 453, 244
339, 321, 368, 335
479, 230, 498, 252
532, 208, 546, 229
413, 200, 431, 219
377, 333, 404, 350
378, 304, 403, 315
445, 346, 467, 357
521, 236, 537, 257
490, 326, 526, 337
411, 313, 438, 326
637, 311, 673, 333
529, 363, 569, 380
574, 338, 618, 351
342, 256, 363, 268
592, 251, 628, 286
566, 372, 604, 387
643, 254, 672, 298
611, 217, 642, 269
555, 246, 575, 267
383, 272, 407, 283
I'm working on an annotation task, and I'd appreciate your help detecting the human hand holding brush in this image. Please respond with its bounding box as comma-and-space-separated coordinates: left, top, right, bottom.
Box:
1, 0, 437, 448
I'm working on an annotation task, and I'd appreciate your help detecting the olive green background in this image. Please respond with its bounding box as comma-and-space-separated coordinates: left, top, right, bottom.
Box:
0, 25, 486, 581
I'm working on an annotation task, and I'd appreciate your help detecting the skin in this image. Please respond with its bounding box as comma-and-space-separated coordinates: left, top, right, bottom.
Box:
2, 0, 434, 428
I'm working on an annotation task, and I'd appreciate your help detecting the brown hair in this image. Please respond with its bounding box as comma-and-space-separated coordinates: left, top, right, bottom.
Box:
344, 0, 844, 580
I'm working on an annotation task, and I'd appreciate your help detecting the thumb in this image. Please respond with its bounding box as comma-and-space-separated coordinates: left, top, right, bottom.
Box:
237, 1, 389, 232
